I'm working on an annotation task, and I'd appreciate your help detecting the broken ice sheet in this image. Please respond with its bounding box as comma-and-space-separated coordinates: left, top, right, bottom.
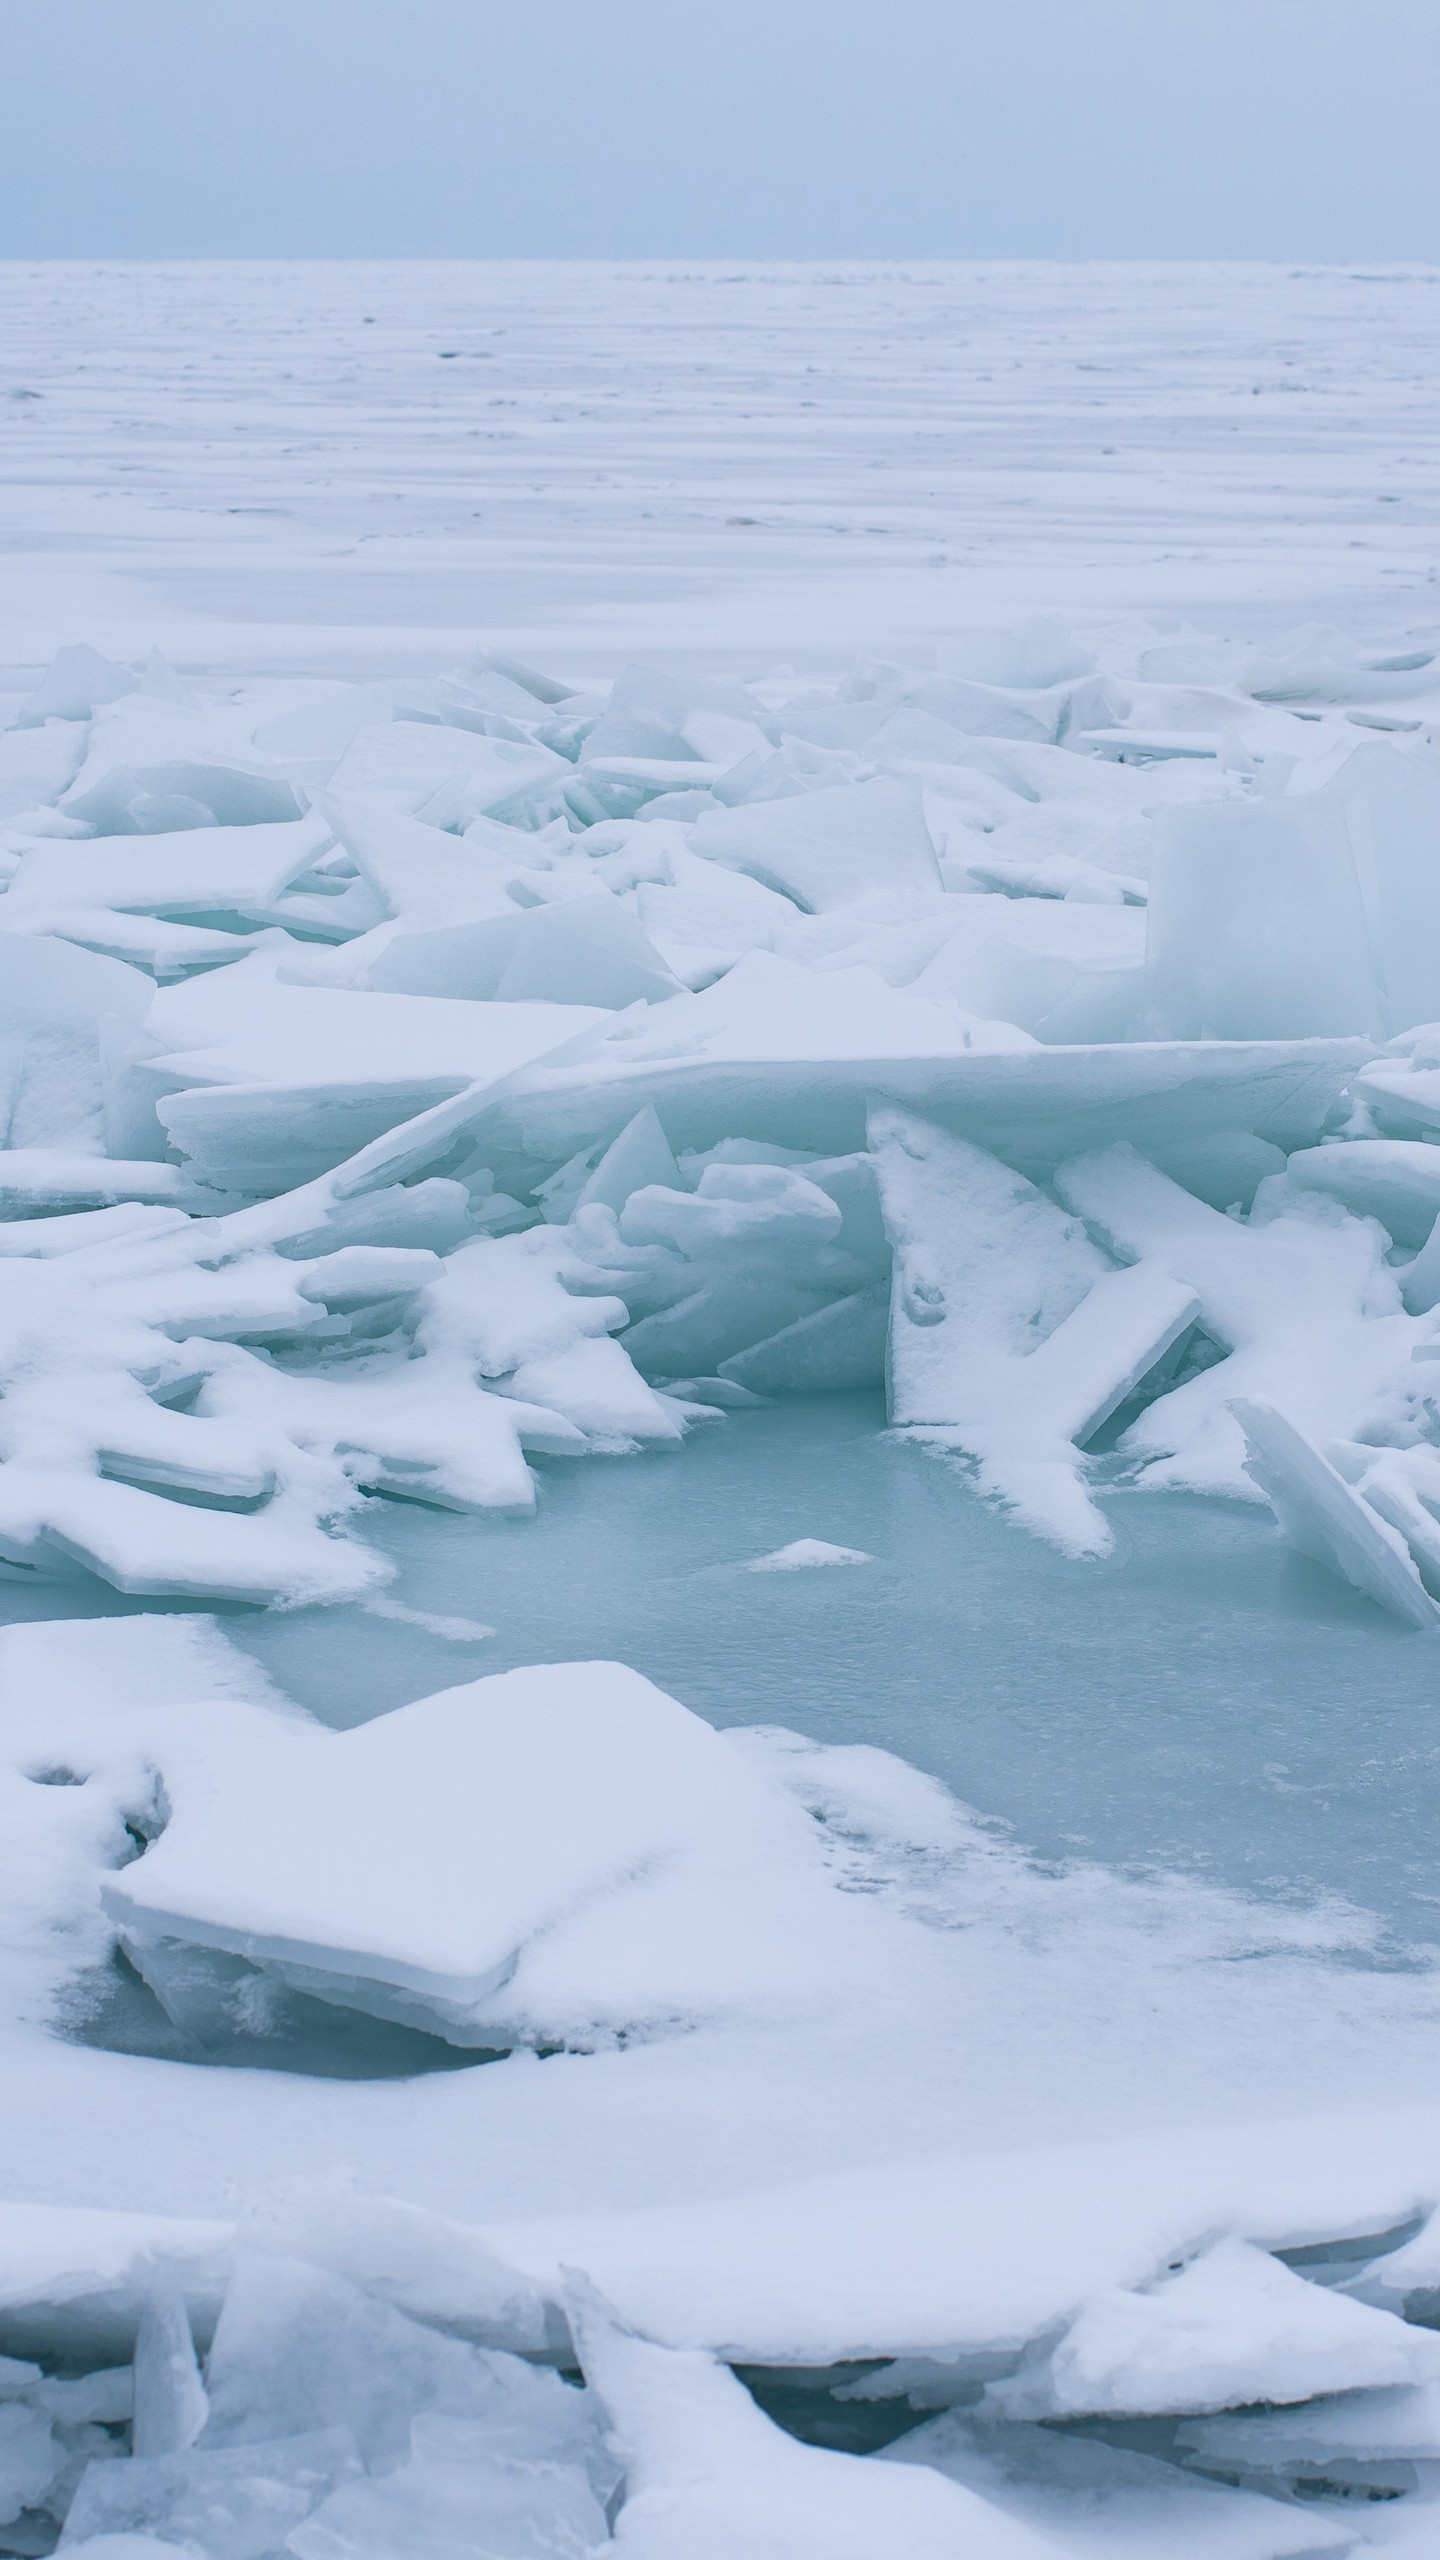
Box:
100, 1661, 881, 2050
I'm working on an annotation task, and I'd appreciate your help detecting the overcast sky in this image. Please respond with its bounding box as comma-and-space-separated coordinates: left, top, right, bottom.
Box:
1, 0, 1435, 263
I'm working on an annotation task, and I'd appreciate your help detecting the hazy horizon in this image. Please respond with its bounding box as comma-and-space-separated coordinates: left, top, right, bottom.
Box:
2, 0, 1436, 265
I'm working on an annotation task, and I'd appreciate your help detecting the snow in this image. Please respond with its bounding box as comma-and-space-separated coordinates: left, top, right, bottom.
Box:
745, 1539, 873, 1570
7, 258, 1440, 2555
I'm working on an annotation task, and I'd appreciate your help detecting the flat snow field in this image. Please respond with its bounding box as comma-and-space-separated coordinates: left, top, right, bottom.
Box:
6, 262, 1440, 2559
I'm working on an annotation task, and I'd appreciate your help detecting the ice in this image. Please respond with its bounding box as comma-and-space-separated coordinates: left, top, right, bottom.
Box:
691, 776, 942, 910
1052, 1141, 1416, 1501
130, 2291, 208, 2460
15, 264, 1440, 2557
1231, 1397, 1440, 1628
745, 1539, 873, 1570
57, 698, 303, 836
1179, 2380, 1440, 2494
101, 1662, 872, 2049
987, 2236, 1440, 2419
883, 2409, 1350, 2559
566, 2280, 1058, 2559
717, 1281, 889, 1394
59, 2430, 363, 2557
871, 1109, 1198, 1551
0, 2199, 233, 2369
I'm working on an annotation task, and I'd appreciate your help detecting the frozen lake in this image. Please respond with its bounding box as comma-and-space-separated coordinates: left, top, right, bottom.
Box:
8, 260, 1440, 2555
3, 259, 1439, 678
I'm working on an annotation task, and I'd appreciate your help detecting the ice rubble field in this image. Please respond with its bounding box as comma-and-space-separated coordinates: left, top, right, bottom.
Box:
9, 261, 1440, 2557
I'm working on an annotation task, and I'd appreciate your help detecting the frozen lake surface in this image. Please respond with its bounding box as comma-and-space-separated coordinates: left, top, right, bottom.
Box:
8, 262, 1440, 2555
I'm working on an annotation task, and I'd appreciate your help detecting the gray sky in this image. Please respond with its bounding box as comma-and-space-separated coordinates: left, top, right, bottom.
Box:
1, 0, 1436, 262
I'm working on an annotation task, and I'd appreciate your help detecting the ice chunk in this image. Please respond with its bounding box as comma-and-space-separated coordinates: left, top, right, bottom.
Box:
1231, 1396, 1440, 1627
988, 2235, 1440, 2418
1285, 1134, 1440, 1245
717, 1281, 888, 1395
3, 813, 331, 925
0, 2396, 61, 2523
567, 2280, 1058, 2560
885, 2405, 1348, 2559
573, 1106, 681, 1219
691, 777, 941, 911
59, 2428, 361, 2557
384, 888, 685, 1008
1179, 2377, 1440, 2491
1147, 786, 1384, 1039
102, 1662, 858, 2050
131, 2291, 208, 2460
58, 699, 302, 834
0, 1156, 188, 1215
1054, 1142, 1414, 1500
288, 2408, 612, 2560
16, 643, 140, 725
745, 1540, 872, 1570
325, 721, 566, 823
202, 2255, 541, 2472
909, 897, 1147, 1043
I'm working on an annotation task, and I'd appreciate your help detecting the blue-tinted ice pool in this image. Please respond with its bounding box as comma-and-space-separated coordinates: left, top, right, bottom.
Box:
10, 1393, 1440, 1946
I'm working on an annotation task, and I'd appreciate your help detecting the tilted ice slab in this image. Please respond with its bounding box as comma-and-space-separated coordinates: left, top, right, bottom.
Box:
102, 1661, 874, 2049
871, 1108, 1198, 1554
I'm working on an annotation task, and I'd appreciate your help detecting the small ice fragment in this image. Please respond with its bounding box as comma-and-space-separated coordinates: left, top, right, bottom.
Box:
360, 1598, 497, 1642
746, 1539, 873, 1571
131, 2287, 208, 2459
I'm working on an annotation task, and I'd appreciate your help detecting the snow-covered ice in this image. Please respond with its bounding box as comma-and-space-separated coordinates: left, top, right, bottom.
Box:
5, 258, 1440, 2555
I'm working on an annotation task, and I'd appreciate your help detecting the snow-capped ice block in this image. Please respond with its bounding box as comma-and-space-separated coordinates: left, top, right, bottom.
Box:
989, 2236, 1440, 2419
1054, 1143, 1416, 1499
1231, 1396, 1440, 1628
102, 1662, 853, 2048
566, 2281, 1056, 2560
1147, 788, 1385, 1040
691, 776, 942, 911
0, 1155, 187, 1215
873, 1110, 1109, 1418
869, 1111, 1197, 1550
1285, 1136, 1440, 1246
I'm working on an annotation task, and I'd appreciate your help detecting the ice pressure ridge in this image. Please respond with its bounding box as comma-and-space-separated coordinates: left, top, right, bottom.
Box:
7, 619, 1440, 1615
